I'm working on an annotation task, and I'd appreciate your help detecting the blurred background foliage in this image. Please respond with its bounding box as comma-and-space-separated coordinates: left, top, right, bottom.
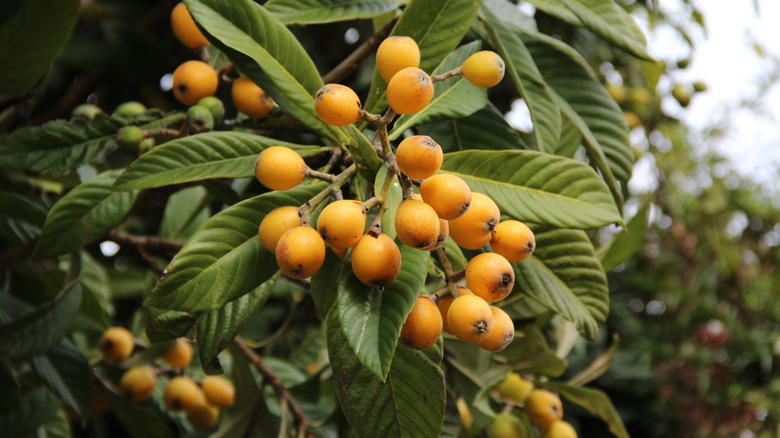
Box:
2, 0, 779, 437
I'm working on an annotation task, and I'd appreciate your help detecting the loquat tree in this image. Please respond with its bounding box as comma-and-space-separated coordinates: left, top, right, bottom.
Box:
0, 0, 655, 436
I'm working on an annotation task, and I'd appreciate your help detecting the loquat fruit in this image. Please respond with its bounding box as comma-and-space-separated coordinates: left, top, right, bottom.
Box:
314, 84, 362, 126
112, 101, 146, 117
164, 376, 205, 412
258, 206, 301, 252
490, 220, 535, 262
116, 126, 144, 152
400, 295, 443, 350
197, 96, 225, 122
489, 413, 526, 438
396, 135, 443, 180
350, 233, 401, 287
99, 326, 135, 363
525, 389, 564, 429
254, 146, 307, 191
435, 294, 454, 333
376, 36, 421, 83
466, 252, 514, 302
316, 200, 367, 250
162, 337, 193, 369
496, 372, 534, 404
461, 50, 506, 88
395, 198, 441, 249
186, 403, 220, 430
387, 67, 434, 115
448, 192, 500, 250
201, 375, 235, 409
118, 366, 156, 402
421, 218, 449, 251
186, 104, 214, 132
171, 2, 210, 49
540, 420, 577, 438
172, 60, 218, 106
275, 226, 326, 279
456, 397, 474, 429
232, 77, 275, 118
419, 174, 472, 220
447, 293, 494, 343
477, 305, 514, 352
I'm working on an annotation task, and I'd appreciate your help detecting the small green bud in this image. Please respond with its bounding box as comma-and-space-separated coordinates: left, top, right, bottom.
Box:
196, 96, 225, 123
116, 126, 144, 152
187, 105, 214, 132
113, 101, 147, 117
692, 81, 708, 93
71, 104, 102, 120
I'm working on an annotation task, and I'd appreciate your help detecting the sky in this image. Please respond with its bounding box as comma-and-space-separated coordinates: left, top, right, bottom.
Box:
637, 0, 780, 195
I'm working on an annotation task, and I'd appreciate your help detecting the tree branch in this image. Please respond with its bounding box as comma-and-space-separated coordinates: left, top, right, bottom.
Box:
106, 231, 184, 256
233, 337, 313, 438
321, 17, 398, 84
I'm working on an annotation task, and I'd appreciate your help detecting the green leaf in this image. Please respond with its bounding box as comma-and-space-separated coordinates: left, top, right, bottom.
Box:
559, 0, 652, 60
266, 0, 401, 25
523, 33, 633, 208
0, 115, 125, 176
0, 0, 80, 97
540, 382, 630, 438
196, 273, 279, 372
310, 251, 344, 318
481, 0, 562, 154
79, 252, 114, 330
373, 163, 402, 240
185, 0, 346, 145
33, 170, 141, 260
0, 256, 82, 359
389, 41, 487, 139
158, 186, 210, 240
0, 385, 61, 437
28, 339, 92, 419
514, 228, 608, 340
346, 124, 384, 178
145, 308, 197, 343
145, 183, 325, 312
114, 131, 325, 191
0, 191, 47, 245
417, 104, 525, 152
500, 325, 566, 377
105, 390, 177, 438
362, 0, 482, 116
337, 244, 429, 380
328, 311, 445, 438
441, 150, 621, 229
597, 201, 649, 272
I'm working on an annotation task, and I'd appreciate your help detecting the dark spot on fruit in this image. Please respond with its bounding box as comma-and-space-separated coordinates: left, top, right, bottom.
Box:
500, 273, 513, 288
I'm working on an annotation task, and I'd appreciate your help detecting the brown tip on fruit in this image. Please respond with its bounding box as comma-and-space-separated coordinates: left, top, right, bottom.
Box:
501, 273, 513, 288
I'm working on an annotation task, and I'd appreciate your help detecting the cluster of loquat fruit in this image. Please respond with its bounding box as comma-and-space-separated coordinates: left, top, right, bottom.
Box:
172, 3, 276, 117
478, 372, 579, 438
249, 35, 537, 355
97, 326, 235, 430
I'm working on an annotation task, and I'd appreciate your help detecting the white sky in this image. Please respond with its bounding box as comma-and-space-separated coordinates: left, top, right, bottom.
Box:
638, 0, 780, 195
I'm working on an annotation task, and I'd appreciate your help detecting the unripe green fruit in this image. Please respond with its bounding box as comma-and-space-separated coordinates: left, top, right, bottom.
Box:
197, 96, 225, 122
671, 83, 692, 107
187, 105, 215, 132
72, 104, 102, 120
112, 101, 147, 117
489, 413, 526, 438
116, 126, 144, 152
692, 81, 708, 93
